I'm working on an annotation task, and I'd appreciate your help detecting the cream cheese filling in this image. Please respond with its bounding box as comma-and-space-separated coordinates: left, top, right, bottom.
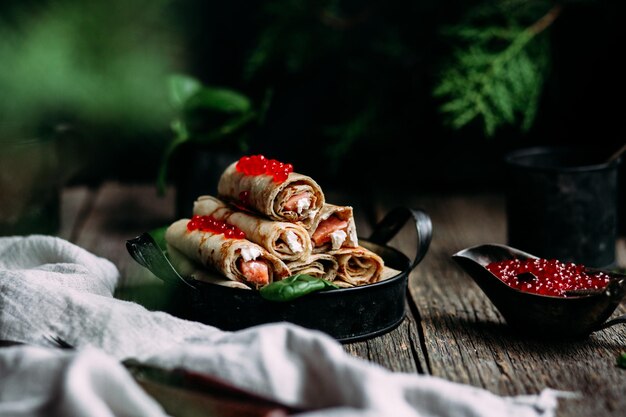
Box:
240, 246, 262, 262
296, 197, 311, 214
285, 230, 304, 253
330, 230, 347, 250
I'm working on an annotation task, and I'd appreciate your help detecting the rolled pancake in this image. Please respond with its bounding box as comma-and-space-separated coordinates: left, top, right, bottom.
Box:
217, 160, 325, 229
165, 218, 290, 289
310, 204, 358, 253
193, 195, 312, 262
286, 253, 339, 282
166, 244, 251, 290
332, 246, 384, 286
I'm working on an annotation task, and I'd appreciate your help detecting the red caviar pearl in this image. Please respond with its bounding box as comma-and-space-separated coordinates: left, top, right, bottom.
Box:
239, 191, 250, 205
235, 155, 294, 183
486, 258, 610, 297
273, 171, 289, 182
187, 215, 246, 239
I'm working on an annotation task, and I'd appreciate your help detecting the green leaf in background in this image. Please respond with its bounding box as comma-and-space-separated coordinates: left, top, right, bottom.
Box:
260, 274, 340, 302
617, 352, 626, 369
0, 0, 178, 140
148, 226, 169, 251
168, 74, 203, 111
156, 74, 260, 195
185, 88, 252, 114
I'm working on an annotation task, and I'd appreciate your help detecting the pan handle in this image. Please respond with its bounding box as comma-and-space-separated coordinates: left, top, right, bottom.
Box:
368, 207, 433, 271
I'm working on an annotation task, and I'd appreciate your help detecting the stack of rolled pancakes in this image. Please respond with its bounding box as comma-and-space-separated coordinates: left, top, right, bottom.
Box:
165, 158, 385, 290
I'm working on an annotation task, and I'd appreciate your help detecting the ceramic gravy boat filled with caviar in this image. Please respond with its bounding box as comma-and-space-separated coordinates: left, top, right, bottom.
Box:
452, 243, 626, 339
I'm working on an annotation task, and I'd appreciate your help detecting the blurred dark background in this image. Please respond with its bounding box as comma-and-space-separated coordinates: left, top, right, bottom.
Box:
0, 0, 624, 194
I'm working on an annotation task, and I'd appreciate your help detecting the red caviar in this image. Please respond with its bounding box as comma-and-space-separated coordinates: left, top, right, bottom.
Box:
187, 215, 246, 239
486, 258, 610, 297
236, 154, 293, 183
239, 190, 250, 205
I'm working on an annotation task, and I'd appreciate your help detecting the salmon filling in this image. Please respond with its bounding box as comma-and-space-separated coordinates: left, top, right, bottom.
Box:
238, 259, 270, 286
283, 191, 312, 214
312, 216, 349, 247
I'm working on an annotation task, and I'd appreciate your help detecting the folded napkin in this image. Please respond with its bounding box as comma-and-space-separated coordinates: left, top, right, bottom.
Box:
0, 235, 568, 417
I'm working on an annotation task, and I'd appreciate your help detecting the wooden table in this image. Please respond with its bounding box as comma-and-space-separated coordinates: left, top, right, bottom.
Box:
59, 181, 626, 417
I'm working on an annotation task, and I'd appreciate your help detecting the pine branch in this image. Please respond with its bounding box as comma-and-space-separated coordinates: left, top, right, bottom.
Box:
434, 2, 561, 137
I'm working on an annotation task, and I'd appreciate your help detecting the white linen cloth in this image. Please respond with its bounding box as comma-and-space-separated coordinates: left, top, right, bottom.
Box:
0, 235, 570, 417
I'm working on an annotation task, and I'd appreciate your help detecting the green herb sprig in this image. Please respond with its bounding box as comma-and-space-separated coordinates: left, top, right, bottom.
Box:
260, 274, 339, 302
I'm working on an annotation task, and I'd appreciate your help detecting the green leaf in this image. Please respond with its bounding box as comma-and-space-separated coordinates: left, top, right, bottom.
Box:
490, 81, 515, 123
451, 107, 479, 129
168, 74, 202, 110
259, 274, 340, 302
185, 87, 252, 114
149, 226, 169, 250
216, 111, 257, 137
616, 352, 626, 369
156, 76, 258, 194
170, 119, 189, 139
440, 98, 470, 114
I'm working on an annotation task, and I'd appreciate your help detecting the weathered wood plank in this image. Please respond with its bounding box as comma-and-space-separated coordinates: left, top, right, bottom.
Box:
343, 302, 424, 374
59, 186, 95, 241
72, 182, 176, 289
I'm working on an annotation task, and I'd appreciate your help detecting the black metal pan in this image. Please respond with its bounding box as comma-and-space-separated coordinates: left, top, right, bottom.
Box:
127, 207, 432, 343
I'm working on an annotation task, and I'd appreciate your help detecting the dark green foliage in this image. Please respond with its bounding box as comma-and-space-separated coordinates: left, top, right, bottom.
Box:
242, 1, 433, 162
0, 0, 178, 140
434, 1, 556, 137
156, 74, 269, 194
2, 0, 621, 186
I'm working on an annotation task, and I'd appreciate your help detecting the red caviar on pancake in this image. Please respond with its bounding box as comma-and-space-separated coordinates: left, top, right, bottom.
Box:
236, 154, 294, 183
187, 215, 246, 239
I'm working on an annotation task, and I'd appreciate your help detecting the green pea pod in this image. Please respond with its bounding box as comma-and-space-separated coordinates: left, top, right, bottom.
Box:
260, 274, 340, 302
